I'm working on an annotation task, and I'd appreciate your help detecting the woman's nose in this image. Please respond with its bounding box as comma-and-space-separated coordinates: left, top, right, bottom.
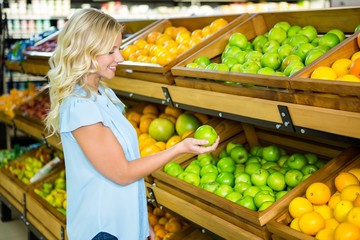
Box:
115, 50, 124, 63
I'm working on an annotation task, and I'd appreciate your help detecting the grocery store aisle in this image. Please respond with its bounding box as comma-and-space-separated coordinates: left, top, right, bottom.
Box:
0, 206, 28, 240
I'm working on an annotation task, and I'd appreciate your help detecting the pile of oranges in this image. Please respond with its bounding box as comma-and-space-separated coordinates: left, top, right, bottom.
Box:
288, 167, 360, 240
148, 204, 188, 240
0, 84, 37, 118
121, 18, 229, 66
126, 103, 209, 157
310, 50, 360, 82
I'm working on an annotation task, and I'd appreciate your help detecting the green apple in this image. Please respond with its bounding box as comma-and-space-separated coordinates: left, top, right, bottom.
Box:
262, 145, 281, 162
234, 172, 252, 184
262, 40, 281, 53
243, 185, 261, 198
277, 44, 293, 61
222, 56, 239, 69
214, 63, 229, 72
277, 155, 289, 167
234, 163, 246, 175
186, 62, 199, 68
289, 65, 304, 76
251, 168, 270, 186
258, 201, 273, 211
200, 164, 218, 177
281, 54, 302, 71
286, 153, 307, 170
301, 164, 318, 175
283, 60, 304, 77
230, 146, 249, 164
200, 182, 220, 193
214, 184, 234, 198
298, 25, 318, 42
234, 181, 251, 194
222, 45, 242, 58
183, 172, 201, 186
304, 48, 325, 66
355, 24, 360, 32
262, 161, 279, 170
284, 169, 304, 187
230, 63, 243, 73
287, 25, 301, 37
217, 157, 236, 173
216, 172, 235, 187
246, 156, 261, 164
260, 52, 282, 70
257, 67, 276, 75
200, 172, 218, 184
318, 33, 340, 49
292, 42, 315, 61
252, 35, 268, 53
242, 61, 261, 74
164, 162, 184, 177
254, 190, 276, 208
225, 191, 243, 203
289, 34, 309, 47
268, 27, 287, 44
234, 51, 247, 64
304, 153, 318, 165
185, 163, 201, 175
245, 50, 263, 63
194, 56, 211, 67
194, 124, 218, 146
229, 32, 249, 50
197, 152, 216, 166
267, 171, 286, 191
245, 162, 262, 176
226, 141, 242, 154
205, 62, 218, 71
237, 195, 257, 210
273, 21, 291, 32
219, 149, 229, 159
328, 29, 345, 42
250, 145, 263, 157
275, 190, 288, 200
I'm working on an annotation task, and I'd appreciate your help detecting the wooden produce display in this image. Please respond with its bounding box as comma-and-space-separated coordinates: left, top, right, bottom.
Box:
116, 14, 250, 84
152, 123, 360, 240
267, 154, 360, 240
26, 169, 67, 240
171, 8, 360, 105
290, 33, 360, 112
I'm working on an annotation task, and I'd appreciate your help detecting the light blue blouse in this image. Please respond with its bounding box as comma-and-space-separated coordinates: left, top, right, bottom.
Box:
59, 85, 149, 240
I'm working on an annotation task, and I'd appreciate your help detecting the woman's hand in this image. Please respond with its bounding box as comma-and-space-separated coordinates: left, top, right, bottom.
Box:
176, 136, 220, 155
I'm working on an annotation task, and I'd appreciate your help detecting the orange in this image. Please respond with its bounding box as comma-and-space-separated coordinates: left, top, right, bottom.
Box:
351, 51, 360, 61
306, 182, 331, 205
172, 26, 190, 39
298, 211, 326, 236
289, 197, 314, 218
193, 112, 209, 124
209, 18, 228, 33
348, 168, 360, 181
340, 184, 360, 202
158, 216, 169, 225
177, 43, 190, 54
333, 200, 354, 222
334, 222, 360, 240
334, 172, 360, 192
148, 214, 159, 226
138, 133, 151, 141
142, 104, 159, 116
315, 228, 335, 240
164, 106, 183, 118
126, 111, 141, 124
153, 207, 166, 217
139, 118, 153, 133
331, 58, 352, 77
350, 58, 360, 78
153, 224, 165, 232
163, 40, 178, 50
128, 120, 138, 128
133, 38, 148, 49
188, 36, 203, 48
158, 113, 176, 124
166, 135, 182, 149
138, 137, 157, 151
311, 66, 337, 80
191, 29, 203, 38
337, 74, 360, 82
163, 233, 175, 240
155, 34, 173, 46
290, 217, 301, 231
128, 52, 140, 62
201, 25, 212, 38
155, 141, 166, 151
140, 144, 161, 157
314, 204, 334, 220
347, 207, 360, 228
134, 127, 141, 137
140, 113, 157, 122
181, 130, 194, 139
121, 45, 138, 60
164, 220, 182, 233
147, 31, 162, 44
328, 192, 342, 209
354, 195, 360, 207
155, 228, 167, 238
157, 51, 176, 66
325, 218, 339, 230
164, 26, 176, 37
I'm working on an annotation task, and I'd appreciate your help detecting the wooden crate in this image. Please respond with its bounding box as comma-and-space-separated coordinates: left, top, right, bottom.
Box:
171, 8, 360, 103
26, 169, 67, 240
266, 154, 360, 240
5, 60, 23, 72
290, 33, 360, 112
121, 19, 161, 44
22, 57, 51, 76
152, 123, 359, 239
116, 14, 251, 84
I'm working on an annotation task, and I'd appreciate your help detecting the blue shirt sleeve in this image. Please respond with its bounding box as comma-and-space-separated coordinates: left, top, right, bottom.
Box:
60, 97, 104, 133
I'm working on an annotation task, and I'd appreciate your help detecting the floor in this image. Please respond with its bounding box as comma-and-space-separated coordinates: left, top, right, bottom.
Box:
0, 203, 28, 240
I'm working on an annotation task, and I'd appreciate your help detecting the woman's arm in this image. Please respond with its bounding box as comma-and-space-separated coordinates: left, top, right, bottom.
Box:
72, 122, 219, 185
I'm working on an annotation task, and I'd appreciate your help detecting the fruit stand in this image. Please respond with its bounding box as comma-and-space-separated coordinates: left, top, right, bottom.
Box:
1, 6, 360, 240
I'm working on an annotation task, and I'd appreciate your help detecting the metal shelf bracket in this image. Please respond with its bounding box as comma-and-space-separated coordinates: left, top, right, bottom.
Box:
161, 87, 174, 107
276, 105, 295, 133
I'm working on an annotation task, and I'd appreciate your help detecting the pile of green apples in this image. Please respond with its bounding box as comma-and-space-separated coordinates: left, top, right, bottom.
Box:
186, 21, 346, 78
7, 156, 44, 184
34, 169, 66, 216
164, 142, 328, 211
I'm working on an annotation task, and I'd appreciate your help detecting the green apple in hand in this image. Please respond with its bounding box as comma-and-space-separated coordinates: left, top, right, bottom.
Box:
194, 124, 218, 146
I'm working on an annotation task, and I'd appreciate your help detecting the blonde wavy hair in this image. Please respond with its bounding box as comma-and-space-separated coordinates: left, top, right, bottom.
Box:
44, 8, 124, 137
